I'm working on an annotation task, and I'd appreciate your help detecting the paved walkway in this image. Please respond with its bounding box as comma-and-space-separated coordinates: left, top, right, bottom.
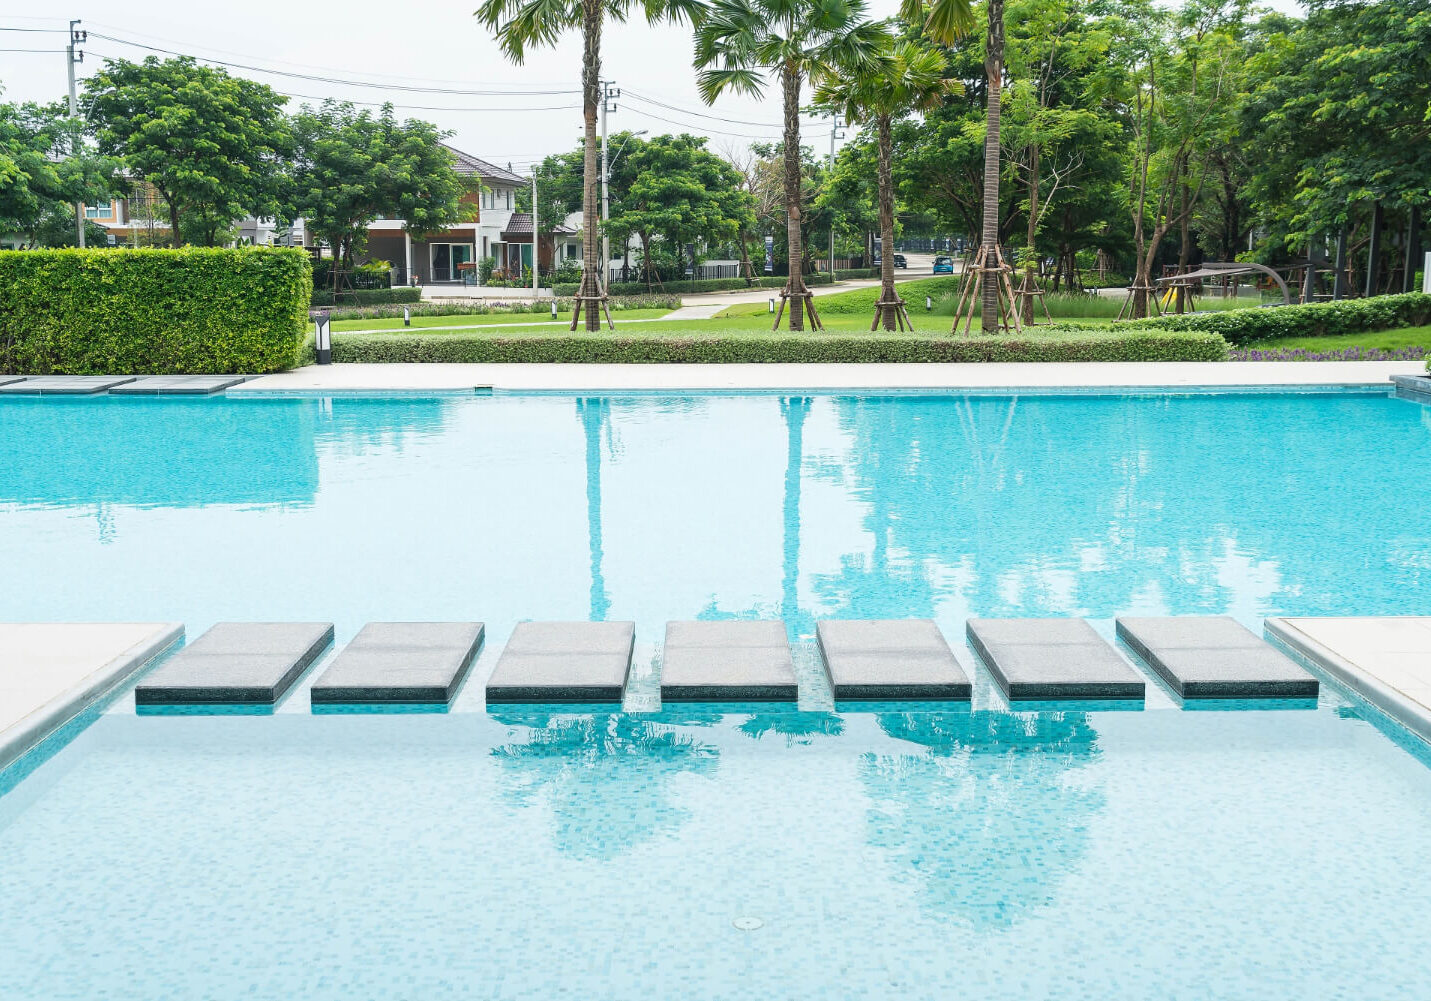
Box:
0, 623, 182, 772
1268, 617, 1431, 744
231, 360, 1424, 393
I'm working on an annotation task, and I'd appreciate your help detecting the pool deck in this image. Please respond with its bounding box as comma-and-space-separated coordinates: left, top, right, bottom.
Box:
1268, 618, 1431, 743
228, 360, 1427, 393
0, 623, 182, 772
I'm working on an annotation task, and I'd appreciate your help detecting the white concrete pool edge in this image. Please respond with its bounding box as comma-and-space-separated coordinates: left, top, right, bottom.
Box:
227, 360, 1428, 393
0, 623, 184, 773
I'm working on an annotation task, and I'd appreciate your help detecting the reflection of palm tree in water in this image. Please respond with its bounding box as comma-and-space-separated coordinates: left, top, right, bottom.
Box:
577, 398, 611, 621
739, 710, 844, 745
781, 397, 811, 635
490, 709, 718, 859
861, 710, 1105, 927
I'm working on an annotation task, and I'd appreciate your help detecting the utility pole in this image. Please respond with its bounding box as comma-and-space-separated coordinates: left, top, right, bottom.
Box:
67, 19, 87, 248
600, 80, 619, 291
532, 170, 539, 296
827, 113, 844, 283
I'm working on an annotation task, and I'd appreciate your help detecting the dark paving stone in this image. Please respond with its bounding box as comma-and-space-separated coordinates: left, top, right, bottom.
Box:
0, 377, 25, 388
1116, 615, 1318, 699
309, 622, 484, 704
660, 620, 796, 702
109, 376, 247, 395
134, 622, 333, 705
816, 619, 971, 702
967, 618, 1146, 701
0, 376, 137, 395
484, 621, 634, 704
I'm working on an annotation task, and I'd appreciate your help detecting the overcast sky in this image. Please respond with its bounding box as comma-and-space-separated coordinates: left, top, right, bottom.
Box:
1, 0, 1302, 175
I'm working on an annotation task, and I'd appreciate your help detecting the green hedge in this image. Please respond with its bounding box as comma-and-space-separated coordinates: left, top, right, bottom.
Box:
325, 294, 681, 321
310, 286, 421, 307
0, 247, 311, 374
332, 329, 1227, 364
552, 275, 838, 297
1127, 292, 1431, 346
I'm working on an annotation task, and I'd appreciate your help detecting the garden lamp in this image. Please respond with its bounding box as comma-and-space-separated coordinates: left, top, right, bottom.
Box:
315, 311, 332, 364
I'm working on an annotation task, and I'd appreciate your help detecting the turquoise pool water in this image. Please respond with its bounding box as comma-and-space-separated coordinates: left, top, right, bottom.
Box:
3, 389, 1431, 999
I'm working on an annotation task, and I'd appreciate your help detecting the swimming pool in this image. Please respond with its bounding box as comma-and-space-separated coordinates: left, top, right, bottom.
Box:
3, 388, 1431, 999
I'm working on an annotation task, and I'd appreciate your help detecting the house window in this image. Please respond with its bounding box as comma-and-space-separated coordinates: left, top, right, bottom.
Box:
84, 203, 114, 219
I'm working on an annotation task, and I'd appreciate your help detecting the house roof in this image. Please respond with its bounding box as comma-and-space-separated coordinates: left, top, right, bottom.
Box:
501, 213, 577, 240
442, 144, 527, 186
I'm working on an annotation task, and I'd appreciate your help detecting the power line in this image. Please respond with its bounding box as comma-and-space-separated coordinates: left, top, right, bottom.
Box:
621, 103, 830, 141
624, 89, 824, 130
85, 30, 580, 95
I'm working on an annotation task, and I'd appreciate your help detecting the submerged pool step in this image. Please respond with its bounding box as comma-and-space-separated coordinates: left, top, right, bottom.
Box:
967, 618, 1146, 702
485, 621, 635, 704
310, 622, 485, 705
660, 620, 797, 702
134, 622, 334, 706
1116, 616, 1318, 699
0, 376, 136, 395
109, 375, 248, 395
816, 619, 971, 702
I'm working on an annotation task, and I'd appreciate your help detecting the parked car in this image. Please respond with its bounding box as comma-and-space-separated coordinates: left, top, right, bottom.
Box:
933, 255, 955, 274
893, 254, 907, 269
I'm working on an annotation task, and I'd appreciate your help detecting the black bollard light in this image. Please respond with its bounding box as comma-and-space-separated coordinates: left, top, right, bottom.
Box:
403, 306, 411, 327
315, 310, 332, 365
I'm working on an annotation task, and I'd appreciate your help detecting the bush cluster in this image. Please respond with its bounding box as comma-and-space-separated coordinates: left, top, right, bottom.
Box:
310, 286, 421, 307
323, 294, 681, 322
1127, 292, 1431, 346
0, 247, 311, 374
332, 329, 1228, 364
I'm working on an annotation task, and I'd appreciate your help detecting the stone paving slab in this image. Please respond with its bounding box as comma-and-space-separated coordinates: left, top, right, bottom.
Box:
967, 618, 1146, 701
135, 622, 333, 706
309, 622, 484, 704
109, 375, 248, 395
660, 620, 797, 702
485, 621, 635, 704
815, 619, 971, 702
1117, 616, 1317, 699
1, 623, 183, 772
0, 376, 136, 395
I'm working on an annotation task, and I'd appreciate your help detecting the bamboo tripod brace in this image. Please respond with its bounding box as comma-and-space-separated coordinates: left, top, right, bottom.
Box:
771, 281, 824, 331
951, 245, 1023, 335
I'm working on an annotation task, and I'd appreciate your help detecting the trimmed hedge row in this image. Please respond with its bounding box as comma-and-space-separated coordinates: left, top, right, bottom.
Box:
332, 329, 1228, 364
310, 286, 422, 307
552, 275, 838, 297
1127, 292, 1431, 346
324, 294, 682, 321
0, 247, 312, 374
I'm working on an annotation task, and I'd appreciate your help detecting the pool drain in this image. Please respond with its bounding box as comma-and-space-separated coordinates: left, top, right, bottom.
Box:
732, 916, 764, 931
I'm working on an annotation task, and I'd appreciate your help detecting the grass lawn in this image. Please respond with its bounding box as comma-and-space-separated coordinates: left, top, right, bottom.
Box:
1243, 324, 1431, 352
330, 308, 675, 332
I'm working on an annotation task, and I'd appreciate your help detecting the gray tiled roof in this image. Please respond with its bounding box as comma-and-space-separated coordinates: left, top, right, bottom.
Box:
442, 144, 527, 185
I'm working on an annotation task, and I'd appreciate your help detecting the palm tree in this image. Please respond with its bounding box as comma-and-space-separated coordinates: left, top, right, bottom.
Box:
476, 0, 703, 331
815, 35, 957, 330
694, 0, 885, 331
903, 0, 1014, 334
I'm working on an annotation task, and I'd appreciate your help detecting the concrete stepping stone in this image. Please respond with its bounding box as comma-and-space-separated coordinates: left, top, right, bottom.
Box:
660, 620, 797, 702
816, 619, 971, 702
967, 618, 1146, 701
109, 375, 247, 395
485, 621, 635, 703
309, 622, 484, 705
0, 375, 136, 395
134, 622, 333, 706
1116, 616, 1318, 699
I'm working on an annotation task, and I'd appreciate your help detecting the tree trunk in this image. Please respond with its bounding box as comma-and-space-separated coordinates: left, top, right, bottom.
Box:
580, 0, 603, 330
781, 62, 805, 331
980, 0, 1005, 333
166, 195, 182, 249
1175, 180, 1191, 313
738, 226, 754, 285
1022, 139, 1039, 324
876, 114, 897, 331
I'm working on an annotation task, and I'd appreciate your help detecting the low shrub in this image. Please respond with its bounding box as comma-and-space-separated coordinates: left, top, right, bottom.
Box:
332, 328, 1228, 364
552, 274, 837, 297
0, 246, 311, 374
1128, 291, 1431, 346
323, 294, 681, 322
310, 286, 421, 307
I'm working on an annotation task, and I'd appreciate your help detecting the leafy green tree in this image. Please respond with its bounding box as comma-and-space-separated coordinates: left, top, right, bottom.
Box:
695, 0, 885, 329
85, 57, 291, 247
476, 0, 704, 330
816, 33, 956, 328
290, 101, 473, 276
0, 95, 116, 246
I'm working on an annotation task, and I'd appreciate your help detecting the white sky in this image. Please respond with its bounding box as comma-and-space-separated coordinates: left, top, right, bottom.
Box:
0, 0, 1302, 174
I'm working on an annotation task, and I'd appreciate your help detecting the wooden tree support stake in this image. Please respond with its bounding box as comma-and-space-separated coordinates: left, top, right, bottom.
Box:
951, 245, 1023, 335
771, 281, 824, 331
1114, 284, 1164, 322
870, 296, 914, 332
569, 294, 616, 331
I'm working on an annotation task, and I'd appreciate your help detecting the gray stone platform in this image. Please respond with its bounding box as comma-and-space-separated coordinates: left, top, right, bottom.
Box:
485, 621, 636, 703
109, 375, 247, 395
660, 620, 797, 702
0, 376, 25, 388
1117, 616, 1318, 699
815, 619, 971, 701
967, 618, 1146, 701
0, 376, 136, 395
134, 622, 334, 705
309, 622, 484, 704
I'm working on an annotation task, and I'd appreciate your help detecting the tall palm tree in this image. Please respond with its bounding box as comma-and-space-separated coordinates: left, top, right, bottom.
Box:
477, 0, 703, 331
694, 0, 884, 331
903, 0, 1014, 333
815, 35, 957, 330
